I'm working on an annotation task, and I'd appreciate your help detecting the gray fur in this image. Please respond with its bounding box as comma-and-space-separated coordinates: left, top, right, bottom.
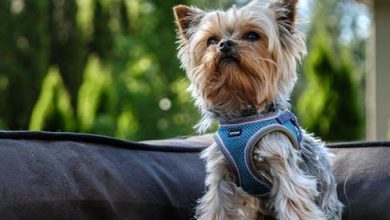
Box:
173, 0, 343, 219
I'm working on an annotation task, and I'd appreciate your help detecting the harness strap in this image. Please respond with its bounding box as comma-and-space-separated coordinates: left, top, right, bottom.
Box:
214, 110, 302, 197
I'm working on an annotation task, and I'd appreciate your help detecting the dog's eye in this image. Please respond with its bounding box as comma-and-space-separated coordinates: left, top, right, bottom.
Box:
243, 32, 260, 41
207, 37, 219, 46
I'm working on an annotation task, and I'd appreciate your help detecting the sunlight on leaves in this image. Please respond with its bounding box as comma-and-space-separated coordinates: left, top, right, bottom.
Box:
75, 0, 94, 36
29, 67, 74, 131
77, 56, 111, 131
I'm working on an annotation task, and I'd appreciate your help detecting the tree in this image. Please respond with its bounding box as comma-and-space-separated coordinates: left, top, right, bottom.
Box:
0, 1, 50, 129
297, 1, 364, 141
1, 0, 367, 141
26, 0, 201, 140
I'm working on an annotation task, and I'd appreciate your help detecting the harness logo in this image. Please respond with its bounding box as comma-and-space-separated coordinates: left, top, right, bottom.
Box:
228, 128, 242, 137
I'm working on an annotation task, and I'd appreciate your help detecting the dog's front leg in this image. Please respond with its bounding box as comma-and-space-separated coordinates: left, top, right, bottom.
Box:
196, 143, 258, 220
255, 133, 326, 220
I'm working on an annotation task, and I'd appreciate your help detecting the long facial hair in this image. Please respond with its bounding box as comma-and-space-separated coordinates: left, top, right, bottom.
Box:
174, 0, 306, 132
190, 38, 279, 118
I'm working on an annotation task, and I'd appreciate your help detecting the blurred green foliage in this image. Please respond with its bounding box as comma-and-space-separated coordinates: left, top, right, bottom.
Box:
388, 124, 390, 139
297, 30, 363, 140
297, 0, 364, 141
0, 0, 367, 141
0, 0, 202, 140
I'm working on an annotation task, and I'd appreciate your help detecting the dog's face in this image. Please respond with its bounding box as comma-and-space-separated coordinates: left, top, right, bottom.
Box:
174, 0, 305, 120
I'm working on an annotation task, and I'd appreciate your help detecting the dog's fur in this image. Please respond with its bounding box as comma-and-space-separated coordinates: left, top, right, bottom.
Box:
173, 0, 343, 219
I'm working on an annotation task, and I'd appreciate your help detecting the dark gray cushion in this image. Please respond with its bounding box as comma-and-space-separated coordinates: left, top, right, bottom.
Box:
0, 131, 389, 220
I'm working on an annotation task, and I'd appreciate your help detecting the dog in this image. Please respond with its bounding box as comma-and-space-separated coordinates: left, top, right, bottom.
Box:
173, 0, 343, 219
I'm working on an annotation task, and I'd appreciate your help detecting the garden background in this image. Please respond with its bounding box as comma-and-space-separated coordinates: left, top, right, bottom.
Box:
0, 0, 370, 141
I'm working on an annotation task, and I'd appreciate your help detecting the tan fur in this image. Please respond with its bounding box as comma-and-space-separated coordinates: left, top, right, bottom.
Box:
173, 0, 343, 219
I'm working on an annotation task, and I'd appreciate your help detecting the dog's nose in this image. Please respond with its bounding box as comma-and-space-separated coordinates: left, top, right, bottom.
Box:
219, 40, 235, 53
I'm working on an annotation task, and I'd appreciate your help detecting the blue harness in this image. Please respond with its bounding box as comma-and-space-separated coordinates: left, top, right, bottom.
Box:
214, 110, 302, 196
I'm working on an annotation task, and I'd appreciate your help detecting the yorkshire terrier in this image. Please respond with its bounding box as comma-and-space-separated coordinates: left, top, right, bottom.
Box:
173, 0, 343, 219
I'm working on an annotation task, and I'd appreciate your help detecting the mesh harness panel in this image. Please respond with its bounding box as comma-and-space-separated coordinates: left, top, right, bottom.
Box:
214, 110, 302, 196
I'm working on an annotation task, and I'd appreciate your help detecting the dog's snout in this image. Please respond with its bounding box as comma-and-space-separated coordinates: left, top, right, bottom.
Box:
219, 40, 235, 53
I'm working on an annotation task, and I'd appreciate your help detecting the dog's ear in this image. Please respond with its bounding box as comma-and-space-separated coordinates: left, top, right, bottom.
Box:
268, 0, 298, 33
173, 5, 204, 40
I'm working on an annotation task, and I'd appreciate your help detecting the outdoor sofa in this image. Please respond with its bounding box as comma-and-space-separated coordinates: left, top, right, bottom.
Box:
0, 131, 389, 220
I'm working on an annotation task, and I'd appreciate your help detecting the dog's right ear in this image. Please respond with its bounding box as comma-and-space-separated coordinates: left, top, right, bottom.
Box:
173, 5, 204, 40
268, 0, 298, 33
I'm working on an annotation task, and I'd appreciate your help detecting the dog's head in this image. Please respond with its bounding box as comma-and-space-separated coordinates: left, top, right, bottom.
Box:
174, 0, 306, 130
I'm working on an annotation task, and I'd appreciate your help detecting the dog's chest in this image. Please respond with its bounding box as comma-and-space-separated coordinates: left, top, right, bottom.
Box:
214, 110, 302, 196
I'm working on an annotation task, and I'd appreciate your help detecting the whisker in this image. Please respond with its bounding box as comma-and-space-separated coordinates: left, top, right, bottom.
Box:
217, 12, 221, 27
256, 57, 277, 67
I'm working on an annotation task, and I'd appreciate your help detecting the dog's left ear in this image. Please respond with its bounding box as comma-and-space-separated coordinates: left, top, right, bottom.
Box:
269, 0, 298, 33
173, 5, 204, 40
